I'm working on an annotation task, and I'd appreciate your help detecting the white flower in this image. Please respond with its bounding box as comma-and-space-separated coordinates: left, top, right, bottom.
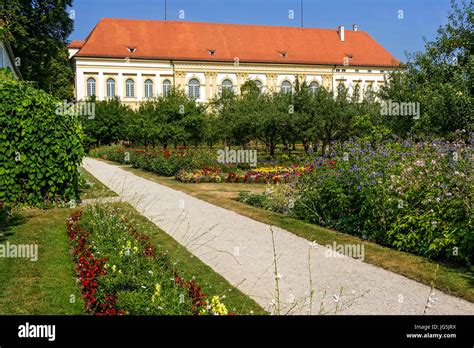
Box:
415, 160, 425, 167
427, 293, 438, 307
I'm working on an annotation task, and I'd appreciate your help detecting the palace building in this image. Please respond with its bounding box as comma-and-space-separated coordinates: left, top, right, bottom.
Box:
68, 18, 400, 105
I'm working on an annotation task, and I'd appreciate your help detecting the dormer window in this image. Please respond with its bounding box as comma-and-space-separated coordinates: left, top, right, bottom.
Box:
207, 49, 216, 56
278, 51, 287, 58
127, 47, 136, 53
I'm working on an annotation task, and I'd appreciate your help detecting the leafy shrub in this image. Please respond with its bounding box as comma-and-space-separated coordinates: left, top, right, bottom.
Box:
0, 70, 84, 206
0, 201, 12, 234
237, 185, 295, 214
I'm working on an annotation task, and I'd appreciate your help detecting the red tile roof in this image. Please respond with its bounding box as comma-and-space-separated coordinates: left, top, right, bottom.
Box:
68, 40, 86, 49
70, 18, 399, 67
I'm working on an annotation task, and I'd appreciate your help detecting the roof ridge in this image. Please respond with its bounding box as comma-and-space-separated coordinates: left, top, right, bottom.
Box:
97, 17, 366, 33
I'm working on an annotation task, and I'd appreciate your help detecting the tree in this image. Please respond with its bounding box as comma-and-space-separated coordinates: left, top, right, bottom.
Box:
209, 86, 238, 147
129, 88, 206, 147
253, 92, 287, 158
1, 0, 75, 100
380, 0, 473, 136
289, 79, 316, 152
82, 97, 131, 148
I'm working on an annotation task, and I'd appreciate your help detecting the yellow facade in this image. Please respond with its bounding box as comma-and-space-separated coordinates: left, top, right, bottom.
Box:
73, 56, 394, 107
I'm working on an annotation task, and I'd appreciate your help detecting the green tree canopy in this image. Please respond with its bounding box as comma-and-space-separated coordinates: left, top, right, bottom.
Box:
380, 0, 473, 136
1, 0, 75, 100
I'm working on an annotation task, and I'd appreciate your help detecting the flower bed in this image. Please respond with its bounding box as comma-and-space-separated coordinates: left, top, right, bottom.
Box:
89, 145, 217, 176
240, 137, 474, 265
67, 204, 230, 315
175, 164, 314, 184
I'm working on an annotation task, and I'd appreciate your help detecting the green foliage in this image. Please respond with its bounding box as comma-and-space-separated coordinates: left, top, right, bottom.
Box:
82, 88, 206, 148
128, 88, 206, 147
1, 0, 75, 99
89, 145, 217, 177
288, 137, 473, 265
237, 185, 294, 214
0, 71, 84, 206
81, 97, 132, 149
380, 0, 473, 136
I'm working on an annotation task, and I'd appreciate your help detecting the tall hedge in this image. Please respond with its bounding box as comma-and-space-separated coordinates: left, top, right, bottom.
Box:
0, 70, 84, 206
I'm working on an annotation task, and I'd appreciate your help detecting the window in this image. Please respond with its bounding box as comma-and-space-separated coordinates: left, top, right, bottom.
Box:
221, 79, 233, 92
162, 79, 171, 96
106, 78, 115, 97
86, 77, 96, 97
337, 82, 345, 95
309, 81, 319, 94
144, 79, 153, 99
281, 80, 292, 94
367, 69, 372, 73
188, 78, 200, 99
365, 84, 373, 98
353, 84, 360, 100
125, 78, 135, 97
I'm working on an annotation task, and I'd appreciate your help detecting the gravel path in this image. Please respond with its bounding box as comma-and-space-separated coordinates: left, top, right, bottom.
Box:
82, 158, 474, 315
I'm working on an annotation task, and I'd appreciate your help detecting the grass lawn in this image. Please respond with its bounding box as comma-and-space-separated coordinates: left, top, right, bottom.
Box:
0, 208, 84, 314
0, 168, 116, 315
79, 167, 118, 200
118, 164, 474, 303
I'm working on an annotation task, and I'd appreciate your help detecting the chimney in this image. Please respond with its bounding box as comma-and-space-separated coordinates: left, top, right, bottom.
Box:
353, 24, 358, 31
338, 25, 345, 42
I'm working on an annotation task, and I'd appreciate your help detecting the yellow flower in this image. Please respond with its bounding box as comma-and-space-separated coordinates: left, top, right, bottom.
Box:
151, 283, 161, 303
112, 264, 117, 272
210, 296, 228, 315
133, 246, 139, 253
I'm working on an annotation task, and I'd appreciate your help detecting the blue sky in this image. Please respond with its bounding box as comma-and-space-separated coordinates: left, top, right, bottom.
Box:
70, 0, 454, 61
